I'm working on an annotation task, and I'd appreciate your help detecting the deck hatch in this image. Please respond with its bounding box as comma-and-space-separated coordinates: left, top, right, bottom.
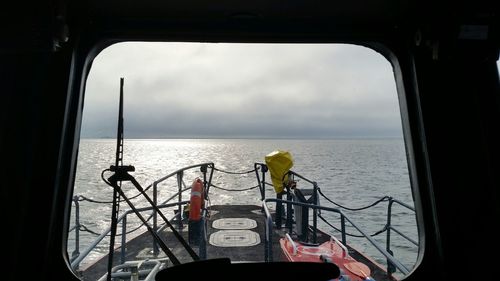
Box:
209, 230, 261, 247
212, 218, 257, 230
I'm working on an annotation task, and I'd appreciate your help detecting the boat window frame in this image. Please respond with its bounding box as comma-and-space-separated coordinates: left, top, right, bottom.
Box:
59, 37, 428, 281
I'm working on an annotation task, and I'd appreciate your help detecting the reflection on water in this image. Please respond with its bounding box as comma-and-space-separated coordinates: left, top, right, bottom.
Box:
69, 138, 417, 273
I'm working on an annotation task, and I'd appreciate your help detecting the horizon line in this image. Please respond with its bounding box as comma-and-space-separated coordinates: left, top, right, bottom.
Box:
80, 136, 404, 140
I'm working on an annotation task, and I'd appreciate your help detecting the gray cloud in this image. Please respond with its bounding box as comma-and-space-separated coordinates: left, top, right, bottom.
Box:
81, 42, 402, 139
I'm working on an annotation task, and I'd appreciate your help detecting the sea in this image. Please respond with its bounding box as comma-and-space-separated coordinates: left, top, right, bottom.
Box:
69, 138, 418, 277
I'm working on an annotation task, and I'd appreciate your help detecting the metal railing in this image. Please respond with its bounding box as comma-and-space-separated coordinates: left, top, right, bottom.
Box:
70, 201, 189, 270
254, 163, 268, 201
69, 161, 417, 279
150, 162, 214, 255
386, 198, 417, 276
97, 259, 166, 281
262, 198, 411, 275
69, 163, 215, 270
70, 197, 80, 261
256, 163, 417, 276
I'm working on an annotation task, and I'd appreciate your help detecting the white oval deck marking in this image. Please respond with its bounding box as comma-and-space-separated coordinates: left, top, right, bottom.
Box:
209, 230, 261, 247
212, 218, 257, 230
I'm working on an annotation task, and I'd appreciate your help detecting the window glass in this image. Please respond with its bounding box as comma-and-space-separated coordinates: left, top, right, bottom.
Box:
68, 43, 418, 281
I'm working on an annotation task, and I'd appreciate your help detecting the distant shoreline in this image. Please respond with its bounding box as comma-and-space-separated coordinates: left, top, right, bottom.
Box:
80, 136, 404, 140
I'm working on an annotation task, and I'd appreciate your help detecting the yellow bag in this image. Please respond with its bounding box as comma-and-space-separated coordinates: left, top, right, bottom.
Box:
265, 150, 294, 194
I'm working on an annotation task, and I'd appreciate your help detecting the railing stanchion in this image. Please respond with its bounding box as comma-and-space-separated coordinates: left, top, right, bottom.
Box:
275, 192, 283, 228
263, 201, 274, 262
121, 214, 127, 264
153, 182, 159, 256
199, 211, 207, 260
386, 198, 393, 252
341, 213, 346, 245
261, 165, 266, 200
286, 192, 293, 233
268, 216, 273, 261
177, 171, 183, 229
206, 164, 215, 194
386, 198, 395, 276
71, 196, 81, 263
201, 164, 208, 197
312, 182, 318, 244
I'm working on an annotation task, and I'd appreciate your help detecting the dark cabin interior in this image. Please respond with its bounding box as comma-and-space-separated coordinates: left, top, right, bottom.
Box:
1, 0, 498, 280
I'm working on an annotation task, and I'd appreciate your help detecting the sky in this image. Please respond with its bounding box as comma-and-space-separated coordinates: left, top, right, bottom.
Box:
81, 42, 404, 139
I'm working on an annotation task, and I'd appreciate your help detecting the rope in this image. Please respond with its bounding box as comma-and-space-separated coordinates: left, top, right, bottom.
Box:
79, 218, 161, 237
317, 188, 390, 211
78, 224, 103, 236
78, 186, 152, 203
210, 183, 259, 192
318, 214, 387, 238
78, 195, 117, 204
76, 171, 153, 204
79, 223, 141, 237
75, 169, 190, 239
213, 167, 257, 175
74, 191, 188, 238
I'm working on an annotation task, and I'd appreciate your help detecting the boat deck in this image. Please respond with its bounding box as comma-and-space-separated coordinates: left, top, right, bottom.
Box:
80, 204, 279, 280
81, 204, 395, 281
206, 204, 285, 262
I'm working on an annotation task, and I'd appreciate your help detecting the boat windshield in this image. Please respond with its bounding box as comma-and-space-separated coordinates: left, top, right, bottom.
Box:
67, 42, 419, 281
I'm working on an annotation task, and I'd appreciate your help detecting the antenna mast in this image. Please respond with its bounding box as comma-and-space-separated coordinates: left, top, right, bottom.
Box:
103, 78, 198, 276
107, 77, 125, 281
116, 77, 124, 167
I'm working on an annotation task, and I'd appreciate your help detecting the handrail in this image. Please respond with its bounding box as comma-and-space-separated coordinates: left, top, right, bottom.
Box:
386, 198, 418, 276
391, 198, 415, 212
287, 170, 317, 186
284, 233, 298, 255
330, 235, 347, 258
97, 259, 165, 281
71, 162, 417, 279
254, 163, 267, 201
260, 165, 417, 276
70, 196, 80, 261
282, 170, 319, 243
386, 198, 418, 247
71, 163, 216, 270
71, 201, 189, 270
153, 162, 214, 185
70, 163, 214, 231
262, 198, 410, 275
199, 209, 208, 260
70, 187, 192, 257
262, 201, 274, 262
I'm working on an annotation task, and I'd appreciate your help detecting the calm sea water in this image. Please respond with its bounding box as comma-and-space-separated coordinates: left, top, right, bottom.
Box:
68, 138, 417, 275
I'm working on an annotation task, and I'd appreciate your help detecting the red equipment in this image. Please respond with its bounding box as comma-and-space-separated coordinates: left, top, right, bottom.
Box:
189, 178, 204, 221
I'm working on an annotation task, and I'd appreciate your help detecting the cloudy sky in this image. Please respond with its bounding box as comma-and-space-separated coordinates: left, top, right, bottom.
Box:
81, 42, 403, 139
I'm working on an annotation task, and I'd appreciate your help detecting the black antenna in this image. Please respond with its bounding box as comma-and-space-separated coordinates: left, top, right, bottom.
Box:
103, 78, 199, 277
106, 78, 124, 281
115, 77, 124, 167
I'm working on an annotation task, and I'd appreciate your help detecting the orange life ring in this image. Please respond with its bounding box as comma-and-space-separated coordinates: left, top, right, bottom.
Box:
189, 178, 204, 221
